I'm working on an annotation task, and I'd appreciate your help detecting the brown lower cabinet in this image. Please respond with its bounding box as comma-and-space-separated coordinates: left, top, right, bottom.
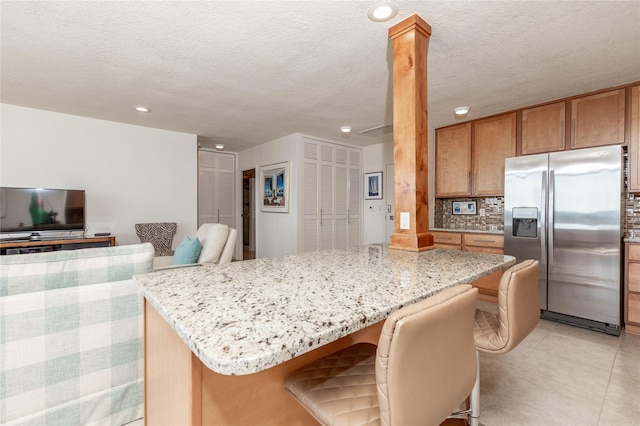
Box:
625, 243, 640, 335
432, 231, 504, 301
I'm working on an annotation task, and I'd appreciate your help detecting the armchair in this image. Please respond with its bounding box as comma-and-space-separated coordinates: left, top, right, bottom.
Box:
153, 223, 237, 269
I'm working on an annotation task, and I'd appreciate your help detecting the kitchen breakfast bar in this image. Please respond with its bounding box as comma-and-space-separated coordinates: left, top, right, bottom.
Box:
135, 245, 515, 425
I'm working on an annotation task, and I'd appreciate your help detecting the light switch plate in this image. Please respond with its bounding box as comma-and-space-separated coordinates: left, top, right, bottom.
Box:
400, 212, 410, 229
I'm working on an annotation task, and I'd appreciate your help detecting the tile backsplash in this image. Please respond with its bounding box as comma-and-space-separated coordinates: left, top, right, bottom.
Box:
435, 194, 639, 237
624, 193, 640, 238
434, 197, 504, 231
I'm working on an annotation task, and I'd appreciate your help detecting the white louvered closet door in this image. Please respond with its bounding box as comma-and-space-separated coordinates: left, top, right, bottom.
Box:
303, 142, 320, 252
198, 150, 235, 229
334, 147, 349, 249
302, 138, 361, 253
347, 149, 361, 247
319, 144, 334, 251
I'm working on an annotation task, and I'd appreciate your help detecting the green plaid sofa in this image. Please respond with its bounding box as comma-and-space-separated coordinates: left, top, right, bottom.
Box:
0, 243, 154, 425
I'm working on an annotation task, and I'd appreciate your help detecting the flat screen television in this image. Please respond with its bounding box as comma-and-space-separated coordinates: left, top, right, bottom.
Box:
0, 187, 85, 238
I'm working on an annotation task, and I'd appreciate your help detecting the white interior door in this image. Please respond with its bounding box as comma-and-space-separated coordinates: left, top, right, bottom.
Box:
385, 163, 395, 243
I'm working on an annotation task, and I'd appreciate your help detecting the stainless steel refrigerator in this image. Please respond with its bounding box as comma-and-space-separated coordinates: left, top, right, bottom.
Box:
504, 145, 622, 335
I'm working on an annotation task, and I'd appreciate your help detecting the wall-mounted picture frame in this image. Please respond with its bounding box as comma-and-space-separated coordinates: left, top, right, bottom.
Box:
261, 161, 289, 213
452, 200, 477, 215
364, 172, 383, 200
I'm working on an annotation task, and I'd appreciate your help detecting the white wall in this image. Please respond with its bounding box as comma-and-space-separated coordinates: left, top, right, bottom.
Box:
237, 133, 395, 256
362, 141, 393, 244
237, 133, 299, 258
361, 127, 437, 244
0, 104, 198, 246
238, 132, 371, 258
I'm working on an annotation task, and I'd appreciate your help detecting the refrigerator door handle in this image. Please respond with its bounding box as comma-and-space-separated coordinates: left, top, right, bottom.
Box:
539, 171, 547, 265
548, 170, 555, 265
541, 171, 547, 265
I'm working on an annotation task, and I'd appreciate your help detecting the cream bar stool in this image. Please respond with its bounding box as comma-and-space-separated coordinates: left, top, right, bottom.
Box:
467, 259, 540, 425
284, 284, 479, 426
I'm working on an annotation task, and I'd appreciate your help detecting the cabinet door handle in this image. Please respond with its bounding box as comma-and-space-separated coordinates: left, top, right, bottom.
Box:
560, 120, 565, 149
571, 119, 576, 148
347, 209, 350, 225
217, 208, 220, 223
320, 208, 323, 226
474, 239, 495, 243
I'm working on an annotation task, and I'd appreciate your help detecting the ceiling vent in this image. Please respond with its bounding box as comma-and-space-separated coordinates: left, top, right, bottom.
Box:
358, 124, 393, 137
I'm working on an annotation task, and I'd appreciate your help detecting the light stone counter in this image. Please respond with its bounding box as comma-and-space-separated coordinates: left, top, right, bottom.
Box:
135, 244, 515, 376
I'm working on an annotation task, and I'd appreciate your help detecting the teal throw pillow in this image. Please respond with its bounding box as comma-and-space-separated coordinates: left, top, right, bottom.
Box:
173, 236, 202, 265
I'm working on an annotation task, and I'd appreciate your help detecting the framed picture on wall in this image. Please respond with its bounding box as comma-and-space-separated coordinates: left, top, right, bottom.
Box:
364, 172, 383, 200
260, 161, 289, 213
452, 200, 477, 215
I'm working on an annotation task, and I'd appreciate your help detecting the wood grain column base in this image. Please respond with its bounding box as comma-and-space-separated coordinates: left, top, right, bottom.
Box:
389, 232, 435, 251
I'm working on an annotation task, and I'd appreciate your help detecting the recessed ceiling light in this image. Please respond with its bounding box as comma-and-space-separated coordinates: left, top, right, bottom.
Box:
340, 126, 352, 133
368, 2, 399, 22
135, 106, 150, 112
454, 106, 470, 119
215, 144, 225, 150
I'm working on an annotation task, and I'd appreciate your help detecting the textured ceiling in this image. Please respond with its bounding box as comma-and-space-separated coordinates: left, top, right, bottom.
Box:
1, 1, 639, 152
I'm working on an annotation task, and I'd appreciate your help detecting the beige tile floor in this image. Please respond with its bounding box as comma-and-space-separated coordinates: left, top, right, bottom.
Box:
475, 300, 640, 426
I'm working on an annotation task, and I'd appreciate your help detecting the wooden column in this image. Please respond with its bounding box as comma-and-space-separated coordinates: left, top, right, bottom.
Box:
388, 15, 434, 251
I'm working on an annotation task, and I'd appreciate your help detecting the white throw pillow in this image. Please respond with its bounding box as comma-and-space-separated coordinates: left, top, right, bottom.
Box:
195, 223, 229, 264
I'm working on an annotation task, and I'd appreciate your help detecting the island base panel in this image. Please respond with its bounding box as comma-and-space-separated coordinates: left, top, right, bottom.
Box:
144, 300, 383, 425
144, 301, 202, 425
472, 270, 502, 303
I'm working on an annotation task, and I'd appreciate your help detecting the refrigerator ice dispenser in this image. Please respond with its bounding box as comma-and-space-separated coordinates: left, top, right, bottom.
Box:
512, 207, 538, 238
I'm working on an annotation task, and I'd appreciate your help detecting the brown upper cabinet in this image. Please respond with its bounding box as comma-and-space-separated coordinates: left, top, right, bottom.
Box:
435, 123, 472, 197
473, 113, 516, 195
629, 85, 640, 192
435, 114, 515, 197
435, 83, 636, 198
571, 89, 625, 149
521, 101, 566, 155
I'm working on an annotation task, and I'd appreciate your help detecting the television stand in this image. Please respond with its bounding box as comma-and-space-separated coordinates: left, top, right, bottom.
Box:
0, 236, 116, 255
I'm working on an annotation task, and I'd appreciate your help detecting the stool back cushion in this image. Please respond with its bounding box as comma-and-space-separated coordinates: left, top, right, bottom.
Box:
375, 284, 478, 426
501, 259, 540, 350
490, 259, 540, 354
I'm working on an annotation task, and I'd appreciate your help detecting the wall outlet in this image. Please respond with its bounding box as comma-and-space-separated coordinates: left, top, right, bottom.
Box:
400, 212, 410, 229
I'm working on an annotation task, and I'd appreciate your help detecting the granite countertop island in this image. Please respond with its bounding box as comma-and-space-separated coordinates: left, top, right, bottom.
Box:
136, 244, 515, 376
